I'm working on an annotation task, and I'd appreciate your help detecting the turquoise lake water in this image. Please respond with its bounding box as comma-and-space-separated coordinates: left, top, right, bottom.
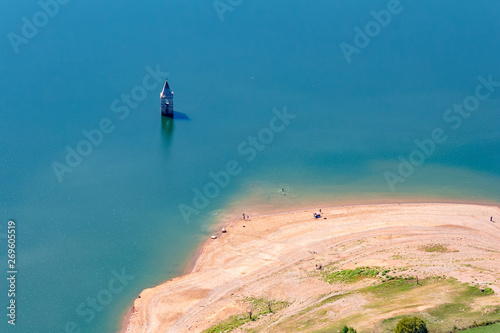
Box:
1, 1, 500, 332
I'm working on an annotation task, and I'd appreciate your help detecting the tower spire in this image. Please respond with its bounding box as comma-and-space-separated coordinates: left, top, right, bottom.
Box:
161, 79, 170, 95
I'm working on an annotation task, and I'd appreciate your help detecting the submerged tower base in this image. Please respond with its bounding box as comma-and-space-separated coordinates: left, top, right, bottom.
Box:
161, 102, 174, 118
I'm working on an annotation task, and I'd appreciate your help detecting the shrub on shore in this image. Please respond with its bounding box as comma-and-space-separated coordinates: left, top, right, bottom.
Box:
394, 317, 428, 333
340, 325, 357, 333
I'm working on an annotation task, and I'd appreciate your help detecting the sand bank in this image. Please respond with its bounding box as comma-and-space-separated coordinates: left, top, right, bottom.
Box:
123, 203, 500, 332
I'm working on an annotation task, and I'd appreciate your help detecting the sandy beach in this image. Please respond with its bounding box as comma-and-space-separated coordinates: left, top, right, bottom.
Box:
123, 203, 500, 332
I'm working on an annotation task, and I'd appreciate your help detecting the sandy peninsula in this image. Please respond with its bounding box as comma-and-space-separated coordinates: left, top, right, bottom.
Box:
124, 203, 500, 332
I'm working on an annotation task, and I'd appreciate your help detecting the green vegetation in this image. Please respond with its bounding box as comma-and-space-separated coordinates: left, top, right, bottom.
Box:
203, 313, 248, 333
379, 279, 497, 333
203, 297, 289, 333
363, 276, 422, 297
340, 325, 357, 333
460, 322, 500, 332
394, 317, 428, 333
322, 267, 379, 284
350, 277, 496, 333
423, 284, 497, 324
463, 285, 494, 297
207, 274, 497, 333
421, 243, 448, 252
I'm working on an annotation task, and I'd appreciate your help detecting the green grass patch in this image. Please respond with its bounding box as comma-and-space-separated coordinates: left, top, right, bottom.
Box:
322, 267, 379, 284
203, 314, 249, 333
362, 276, 423, 297
463, 285, 494, 298
242, 296, 289, 313
203, 297, 289, 333
460, 322, 500, 332
428, 302, 471, 319
421, 243, 448, 252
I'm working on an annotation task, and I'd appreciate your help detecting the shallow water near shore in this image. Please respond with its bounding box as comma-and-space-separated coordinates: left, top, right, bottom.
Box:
1, 1, 500, 332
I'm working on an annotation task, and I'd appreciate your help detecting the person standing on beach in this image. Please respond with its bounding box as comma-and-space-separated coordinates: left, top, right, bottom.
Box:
243, 213, 246, 220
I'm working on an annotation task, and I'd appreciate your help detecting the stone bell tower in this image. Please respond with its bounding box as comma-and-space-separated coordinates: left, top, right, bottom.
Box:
160, 79, 174, 117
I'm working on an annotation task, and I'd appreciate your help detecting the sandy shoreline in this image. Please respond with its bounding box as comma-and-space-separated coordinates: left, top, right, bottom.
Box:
122, 202, 500, 333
